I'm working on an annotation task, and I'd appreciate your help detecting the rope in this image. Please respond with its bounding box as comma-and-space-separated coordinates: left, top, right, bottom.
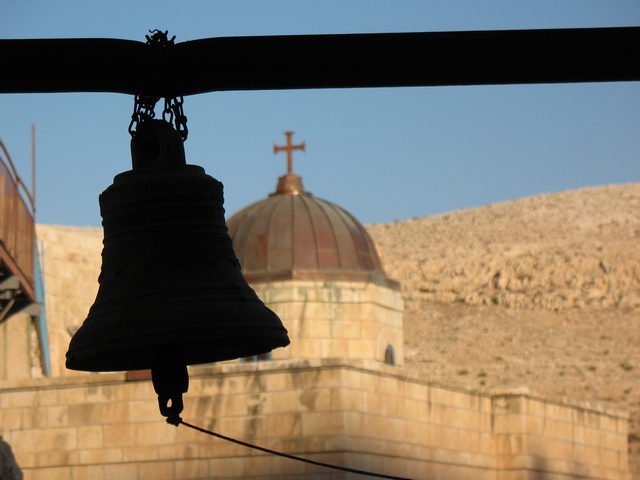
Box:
179, 419, 413, 480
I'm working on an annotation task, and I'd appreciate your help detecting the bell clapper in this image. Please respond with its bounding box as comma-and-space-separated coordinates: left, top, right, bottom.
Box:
151, 350, 189, 426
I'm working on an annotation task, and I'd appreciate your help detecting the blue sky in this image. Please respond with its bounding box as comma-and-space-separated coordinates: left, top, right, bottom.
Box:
1, 1, 639, 227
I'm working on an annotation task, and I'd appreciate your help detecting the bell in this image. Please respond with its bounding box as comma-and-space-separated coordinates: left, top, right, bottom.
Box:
66, 120, 290, 376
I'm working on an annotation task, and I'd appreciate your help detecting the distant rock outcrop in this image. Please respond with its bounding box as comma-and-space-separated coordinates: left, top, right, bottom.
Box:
368, 184, 640, 312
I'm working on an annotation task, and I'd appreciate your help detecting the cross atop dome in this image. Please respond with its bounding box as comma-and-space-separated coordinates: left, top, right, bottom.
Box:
272, 131, 307, 195
274, 131, 305, 174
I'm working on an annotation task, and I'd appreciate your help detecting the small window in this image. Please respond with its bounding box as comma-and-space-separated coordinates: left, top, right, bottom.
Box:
239, 352, 272, 363
384, 345, 396, 366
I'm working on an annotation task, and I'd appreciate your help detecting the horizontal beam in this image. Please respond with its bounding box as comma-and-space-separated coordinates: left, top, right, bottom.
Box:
1, 27, 639, 96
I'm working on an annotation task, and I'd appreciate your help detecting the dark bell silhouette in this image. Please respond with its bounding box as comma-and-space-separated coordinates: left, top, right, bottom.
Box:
66, 120, 290, 423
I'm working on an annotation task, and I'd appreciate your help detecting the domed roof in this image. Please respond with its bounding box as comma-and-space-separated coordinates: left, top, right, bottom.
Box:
226, 141, 398, 289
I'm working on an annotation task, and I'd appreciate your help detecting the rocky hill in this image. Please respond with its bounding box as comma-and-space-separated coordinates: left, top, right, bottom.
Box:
367, 183, 640, 477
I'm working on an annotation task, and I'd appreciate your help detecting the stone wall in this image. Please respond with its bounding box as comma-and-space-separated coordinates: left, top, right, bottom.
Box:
253, 280, 405, 365
35, 225, 102, 378
0, 359, 629, 479
0, 313, 40, 382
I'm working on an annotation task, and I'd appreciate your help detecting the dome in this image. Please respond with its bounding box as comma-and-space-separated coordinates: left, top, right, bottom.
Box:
227, 172, 398, 289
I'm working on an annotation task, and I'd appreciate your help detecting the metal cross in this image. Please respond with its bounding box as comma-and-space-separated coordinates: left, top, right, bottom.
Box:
273, 132, 305, 174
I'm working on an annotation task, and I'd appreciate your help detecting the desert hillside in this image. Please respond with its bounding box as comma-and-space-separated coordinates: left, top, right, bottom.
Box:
367, 183, 640, 477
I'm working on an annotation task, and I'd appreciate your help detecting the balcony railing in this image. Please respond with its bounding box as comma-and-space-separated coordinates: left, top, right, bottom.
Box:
0, 139, 35, 299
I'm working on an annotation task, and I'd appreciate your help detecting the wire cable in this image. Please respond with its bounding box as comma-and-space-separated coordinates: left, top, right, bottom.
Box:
179, 419, 413, 480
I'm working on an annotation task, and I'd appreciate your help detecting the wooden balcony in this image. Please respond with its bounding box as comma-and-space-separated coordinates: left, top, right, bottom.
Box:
0, 139, 37, 322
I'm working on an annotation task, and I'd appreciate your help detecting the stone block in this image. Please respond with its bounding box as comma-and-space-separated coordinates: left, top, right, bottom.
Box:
360, 371, 382, 392
455, 391, 485, 412
496, 453, 536, 471
494, 433, 526, 456
226, 393, 261, 417
261, 372, 294, 392
262, 390, 299, 415
584, 426, 604, 446
308, 319, 332, 339
174, 459, 209, 478
543, 402, 561, 420
331, 319, 362, 339
617, 417, 628, 434
70, 465, 106, 480
271, 453, 306, 475
297, 388, 331, 412
12, 427, 77, 453
344, 411, 364, 434
102, 463, 138, 479
135, 422, 177, 446
117, 379, 154, 401
356, 412, 395, 440
245, 455, 274, 476
35, 389, 59, 407
430, 402, 457, 427
192, 376, 225, 396
220, 415, 266, 439
122, 445, 159, 462
417, 399, 431, 423
315, 368, 344, 388
208, 457, 247, 478
128, 399, 160, 422
35, 450, 80, 468
331, 386, 362, 411
479, 432, 494, 455
266, 412, 302, 438
198, 441, 245, 459
400, 397, 422, 422
301, 411, 345, 436
379, 392, 403, 418
542, 417, 561, 437
68, 401, 129, 425
347, 339, 376, 360
526, 398, 546, 417
289, 338, 322, 358
79, 447, 123, 465
2, 390, 36, 408
600, 415, 618, 432
360, 320, 381, 340
404, 380, 429, 403
139, 460, 175, 480
345, 369, 363, 389
22, 406, 47, 429
77, 425, 104, 449
26, 466, 73, 480
320, 338, 348, 358
86, 384, 118, 403
401, 420, 429, 445
492, 413, 526, 434
556, 419, 576, 442
13, 450, 35, 469
0, 408, 23, 430
239, 373, 266, 395
45, 405, 69, 428
331, 314, 368, 338
524, 416, 544, 436
103, 424, 136, 447
598, 448, 620, 469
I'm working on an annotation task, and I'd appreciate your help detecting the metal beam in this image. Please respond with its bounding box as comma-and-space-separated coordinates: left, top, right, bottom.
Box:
1, 27, 639, 97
